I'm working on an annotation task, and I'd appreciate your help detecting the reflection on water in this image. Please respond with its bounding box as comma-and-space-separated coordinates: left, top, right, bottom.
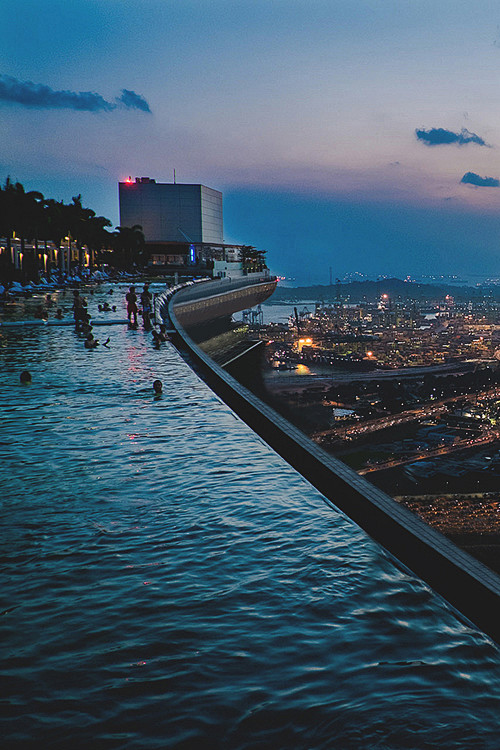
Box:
1, 293, 500, 748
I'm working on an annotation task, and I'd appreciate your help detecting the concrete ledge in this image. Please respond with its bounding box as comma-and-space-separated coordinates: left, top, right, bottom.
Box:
173, 278, 277, 327
164, 286, 500, 644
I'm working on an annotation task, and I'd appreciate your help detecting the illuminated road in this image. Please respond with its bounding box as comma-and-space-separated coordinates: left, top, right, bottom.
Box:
313, 386, 500, 443
358, 431, 499, 474
265, 361, 481, 393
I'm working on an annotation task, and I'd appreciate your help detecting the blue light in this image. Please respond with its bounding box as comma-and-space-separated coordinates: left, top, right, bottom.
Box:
189, 244, 196, 263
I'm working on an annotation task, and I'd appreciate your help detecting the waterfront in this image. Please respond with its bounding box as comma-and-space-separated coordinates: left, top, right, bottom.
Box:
2, 294, 500, 748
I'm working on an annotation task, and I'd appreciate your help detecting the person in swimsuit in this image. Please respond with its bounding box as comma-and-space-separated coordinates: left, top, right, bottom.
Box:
140, 284, 152, 327
126, 286, 138, 325
72, 290, 86, 331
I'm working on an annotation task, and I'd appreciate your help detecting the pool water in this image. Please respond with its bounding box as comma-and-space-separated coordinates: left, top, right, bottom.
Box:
1, 289, 500, 749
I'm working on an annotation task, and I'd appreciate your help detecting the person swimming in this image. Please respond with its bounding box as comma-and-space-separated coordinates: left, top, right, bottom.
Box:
20, 370, 32, 383
152, 324, 169, 346
153, 379, 162, 395
84, 333, 98, 349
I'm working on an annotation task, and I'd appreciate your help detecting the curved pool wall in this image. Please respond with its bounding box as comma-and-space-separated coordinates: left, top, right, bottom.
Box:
2, 285, 500, 748
168, 274, 278, 328
165, 283, 500, 645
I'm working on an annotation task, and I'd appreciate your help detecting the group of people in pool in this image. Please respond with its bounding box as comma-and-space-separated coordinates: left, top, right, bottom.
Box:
21, 284, 167, 392
97, 301, 116, 313
71, 285, 169, 350
126, 284, 170, 347
20, 367, 163, 397
125, 284, 153, 328
72, 290, 110, 349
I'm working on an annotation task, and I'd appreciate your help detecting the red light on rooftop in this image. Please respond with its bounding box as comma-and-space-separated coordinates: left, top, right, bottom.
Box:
125, 176, 133, 183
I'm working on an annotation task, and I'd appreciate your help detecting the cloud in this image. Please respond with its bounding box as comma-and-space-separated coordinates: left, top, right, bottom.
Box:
461, 171, 500, 187
415, 127, 489, 147
0, 75, 151, 113
118, 89, 151, 112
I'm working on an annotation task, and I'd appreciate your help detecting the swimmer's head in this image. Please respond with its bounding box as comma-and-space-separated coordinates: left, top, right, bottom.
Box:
20, 370, 32, 384
153, 379, 162, 394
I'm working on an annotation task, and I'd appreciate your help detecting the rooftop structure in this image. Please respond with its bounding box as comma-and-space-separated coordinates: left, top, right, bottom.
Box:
118, 177, 223, 245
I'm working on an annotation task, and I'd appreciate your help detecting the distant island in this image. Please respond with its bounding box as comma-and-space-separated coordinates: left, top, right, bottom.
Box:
272, 278, 500, 303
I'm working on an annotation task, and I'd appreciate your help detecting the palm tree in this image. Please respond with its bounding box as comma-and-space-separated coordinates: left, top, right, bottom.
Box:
23, 189, 45, 278
0, 184, 14, 278
1, 177, 24, 271
65, 195, 96, 271
240, 245, 267, 273
0, 178, 47, 279
1, 177, 115, 279
82, 215, 113, 270
113, 224, 145, 270
45, 199, 67, 275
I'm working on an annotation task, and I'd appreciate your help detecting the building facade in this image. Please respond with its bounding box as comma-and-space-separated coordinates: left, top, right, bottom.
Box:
118, 178, 223, 245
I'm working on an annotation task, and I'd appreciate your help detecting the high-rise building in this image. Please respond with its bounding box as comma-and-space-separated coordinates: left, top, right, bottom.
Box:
118, 177, 223, 244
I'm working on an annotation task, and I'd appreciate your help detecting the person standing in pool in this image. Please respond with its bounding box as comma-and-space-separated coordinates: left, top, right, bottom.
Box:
140, 283, 152, 327
72, 290, 86, 331
126, 286, 138, 326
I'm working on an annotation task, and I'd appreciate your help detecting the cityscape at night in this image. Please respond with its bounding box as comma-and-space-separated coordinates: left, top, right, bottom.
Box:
238, 291, 500, 572
2, 2, 500, 749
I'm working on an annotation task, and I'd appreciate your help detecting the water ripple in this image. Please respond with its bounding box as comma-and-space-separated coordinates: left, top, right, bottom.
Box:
1, 297, 500, 748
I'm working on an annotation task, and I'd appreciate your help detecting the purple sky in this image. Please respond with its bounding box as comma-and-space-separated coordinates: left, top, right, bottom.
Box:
2, 0, 500, 283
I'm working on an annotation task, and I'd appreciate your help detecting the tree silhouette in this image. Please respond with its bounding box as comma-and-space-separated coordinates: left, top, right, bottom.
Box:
113, 224, 145, 270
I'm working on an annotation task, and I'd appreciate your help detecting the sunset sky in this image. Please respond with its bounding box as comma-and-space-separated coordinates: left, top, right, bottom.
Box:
3, 0, 500, 283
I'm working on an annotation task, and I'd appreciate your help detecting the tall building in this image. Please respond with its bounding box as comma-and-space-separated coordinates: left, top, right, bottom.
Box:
118, 177, 223, 244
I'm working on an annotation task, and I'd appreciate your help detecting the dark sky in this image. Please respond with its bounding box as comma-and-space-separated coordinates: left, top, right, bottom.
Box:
2, 0, 500, 282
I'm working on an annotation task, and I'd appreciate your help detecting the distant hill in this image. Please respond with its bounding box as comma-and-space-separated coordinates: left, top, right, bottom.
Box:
271, 278, 500, 303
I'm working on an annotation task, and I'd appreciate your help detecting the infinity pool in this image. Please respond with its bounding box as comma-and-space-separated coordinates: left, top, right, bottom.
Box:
2, 288, 500, 748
